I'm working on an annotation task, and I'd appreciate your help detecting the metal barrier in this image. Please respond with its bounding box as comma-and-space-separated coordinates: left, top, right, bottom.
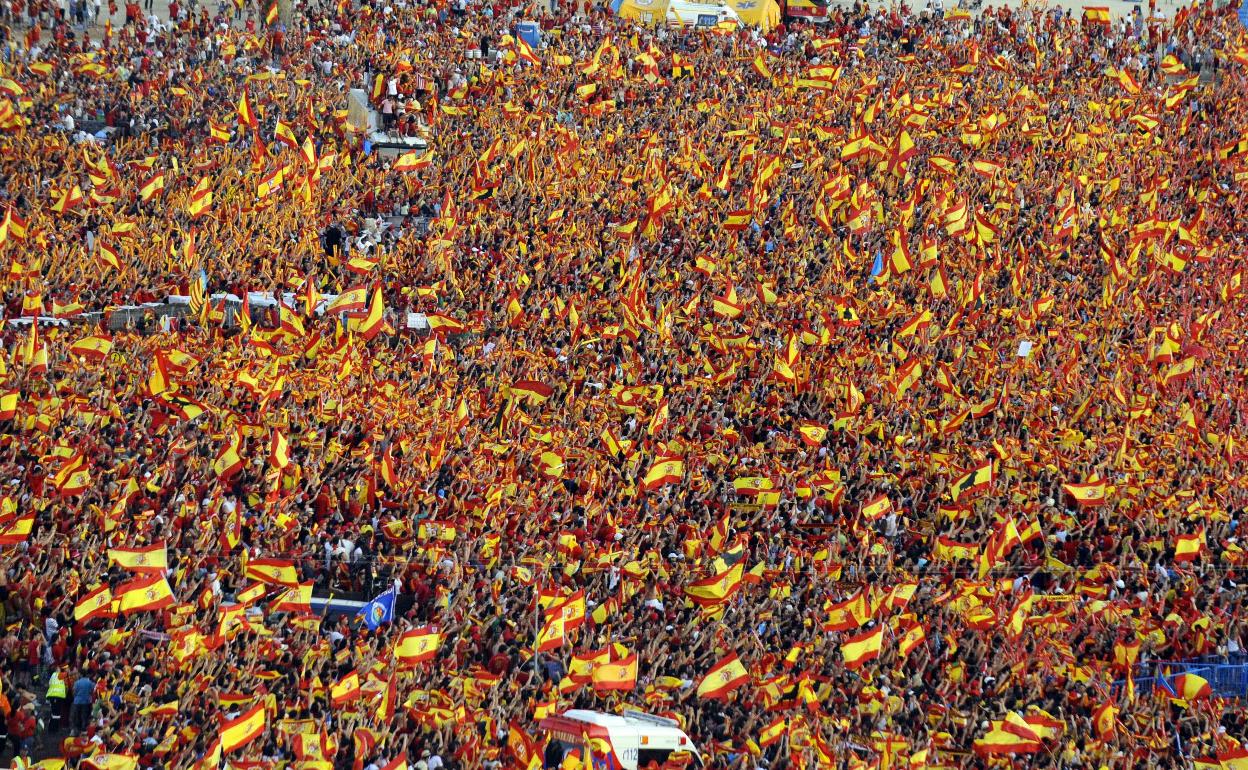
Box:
1111, 654, 1248, 699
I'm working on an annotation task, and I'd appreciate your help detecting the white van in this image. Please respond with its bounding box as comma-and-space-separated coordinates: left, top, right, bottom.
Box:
664, 0, 740, 27
539, 710, 702, 770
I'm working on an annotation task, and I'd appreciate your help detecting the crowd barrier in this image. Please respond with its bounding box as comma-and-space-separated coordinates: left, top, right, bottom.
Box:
1112, 654, 1248, 699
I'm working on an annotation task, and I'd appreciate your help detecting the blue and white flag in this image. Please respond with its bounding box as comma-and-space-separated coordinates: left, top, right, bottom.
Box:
358, 588, 396, 630
869, 252, 885, 283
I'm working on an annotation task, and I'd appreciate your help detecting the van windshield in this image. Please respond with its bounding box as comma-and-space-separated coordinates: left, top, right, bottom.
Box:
544, 739, 582, 769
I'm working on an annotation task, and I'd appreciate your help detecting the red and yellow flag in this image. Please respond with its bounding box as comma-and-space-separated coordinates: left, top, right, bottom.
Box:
696, 653, 750, 700
244, 558, 299, 587
840, 625, 884, 670
640, 456, 684, 492
395, 626, 442, 665
74, 583, 115, 622
219, 704, 266, 753
115, 575, 175, 613
590, 653, 637, 692
108, 542, 169, 574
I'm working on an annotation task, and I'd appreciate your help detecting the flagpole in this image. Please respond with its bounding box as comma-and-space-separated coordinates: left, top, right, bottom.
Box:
531, 568, 542, 689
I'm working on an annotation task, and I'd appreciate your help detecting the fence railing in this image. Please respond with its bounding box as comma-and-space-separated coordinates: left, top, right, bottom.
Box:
1112, 654, 1248, 699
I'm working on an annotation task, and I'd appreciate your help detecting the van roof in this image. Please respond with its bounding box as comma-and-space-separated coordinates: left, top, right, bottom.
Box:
559, 709, 687, 736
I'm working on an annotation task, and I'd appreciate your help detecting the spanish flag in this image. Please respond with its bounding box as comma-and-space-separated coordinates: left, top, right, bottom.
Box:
896, 621, 926, 657
1113, 638, 1141, 668
244, 558, 299, 587
1001, 711, 1042, 743
860, 494, 893, 521
270, 582, 312, 614
1217, 750, 1248, 770
1062, 479, 1106, 507
515, 36, 541, 65
796, 422, 827, 447
52, 184, 84, 215
426, 313, 466, 334
393, 150, 434, 172
395, 626, 442, 665
640, 456, 684, 492
510, 380, 554, 404
0, 390, 18, 420
712, 285, 745, 320
840, 625, 884, 670
546, 590, 587, 631
697, 653, 749, 700
187, 177, 213, 219
758, 716, 786, 748
823, 591, 870, 632
723, 210, 752, 232
732, 477, 774, 496
237, 90, 258, 130
1091, 701, 1117, 738
74, 583, 115, 622
1161, 356, 1196, 388
108, 542, 169, 574
219, 703, 266, 753
81, 755, 139, 770
751, 52, 773, 81
273, 119, 299, 149
772, 356, 797, 384
115, 575, 175, 613
972, 724, 1040, 756
235, 582, 266, 606
0, 512, 34, 544
686, 561, 744, 607
69, 335, 113, 362
896, 309, 933, 338
256, 165, 286, 198
535, 615, 566, 653
887, 358, 922, 399
1173, 529, 1206, 562
330, 671, 361, 705
590, 653, 637, 692
139, 171, 165, 202
269, 429, 291, 470
934, 536, 978, 561
213, 439, 244, 480
325, 287, 368, 314
1082, 5, 1110, 24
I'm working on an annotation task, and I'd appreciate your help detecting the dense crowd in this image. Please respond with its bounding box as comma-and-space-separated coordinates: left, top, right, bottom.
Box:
0, 0, 1247, 767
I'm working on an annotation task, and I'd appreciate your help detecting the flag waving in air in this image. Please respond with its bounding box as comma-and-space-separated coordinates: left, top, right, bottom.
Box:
359, 587, 396, 630
697, 653, 750, 699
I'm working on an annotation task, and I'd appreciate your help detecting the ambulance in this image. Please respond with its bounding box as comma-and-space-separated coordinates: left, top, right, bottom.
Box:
539, 710, 702, 770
